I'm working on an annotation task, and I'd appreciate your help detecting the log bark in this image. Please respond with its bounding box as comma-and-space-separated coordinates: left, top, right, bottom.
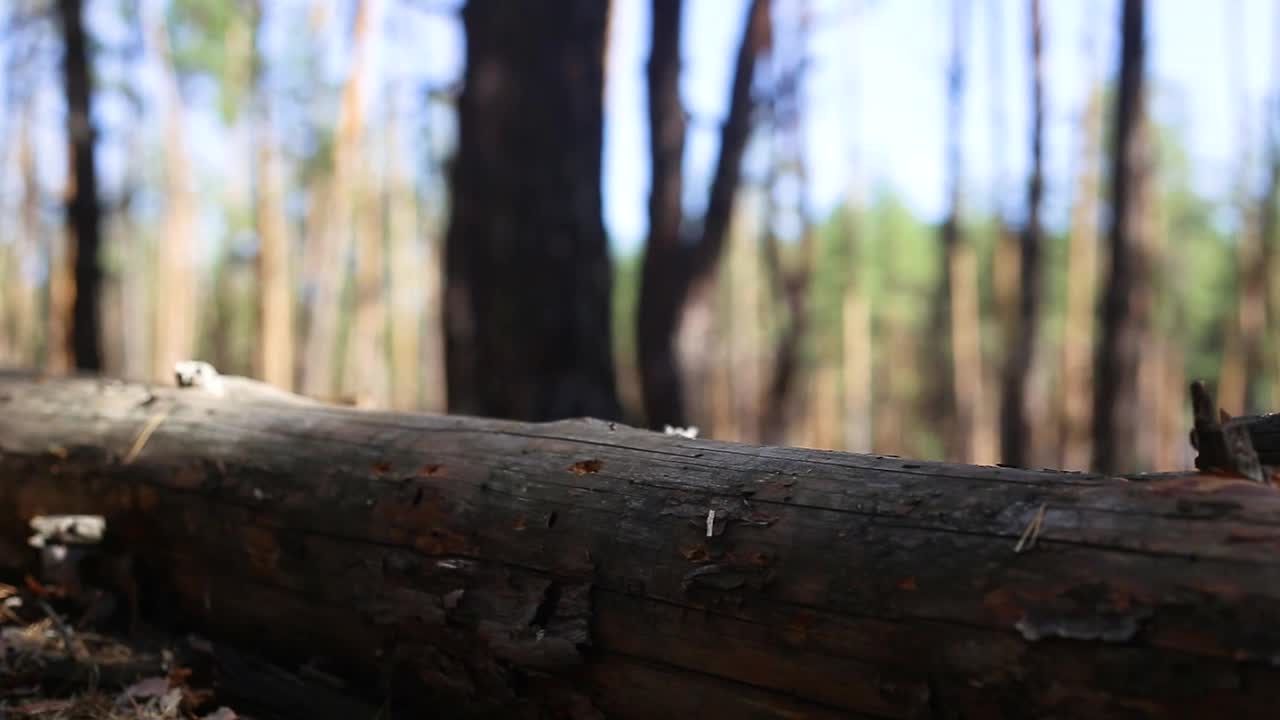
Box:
3, 374, 1280, 718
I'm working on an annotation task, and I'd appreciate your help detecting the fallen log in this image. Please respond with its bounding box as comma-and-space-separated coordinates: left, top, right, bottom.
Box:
3, 373, 1280, 719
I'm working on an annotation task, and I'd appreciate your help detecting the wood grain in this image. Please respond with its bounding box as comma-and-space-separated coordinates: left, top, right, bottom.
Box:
2, 375, 1280, 718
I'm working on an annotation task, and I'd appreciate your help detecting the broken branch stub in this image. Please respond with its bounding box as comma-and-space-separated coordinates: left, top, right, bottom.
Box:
1189, 380, 1274, 483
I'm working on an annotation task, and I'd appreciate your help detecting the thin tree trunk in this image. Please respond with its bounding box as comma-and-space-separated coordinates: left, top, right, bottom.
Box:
1137, 188, 1169, 472
301, 0, 375, 400
1240, 0, 1274, 415
988, 0, 1019, 446
387, 104, 425, 412
874, 311, 908, 456
7, 113, 41, 367
637, 0, 687, 424
347, 130, 389, 408
0, 245, 12, 367
255, 127, 295, 389
726, 193, 765, 443
809, 361, 840, 449
637, 0, 771, 430
0, 238, 14, 366
839, 6, 871, 454
709, 205, 749, 442
710, 314, 735, 439
149, 8, 198, 383
929, 0, 963, 460
118, 205, 151, 381
46, 231, 75, 373
251, 3, 296, 391
1161, 341, 1190, 468
1059, 84, 1103, 470
952, 242, 994, 463
1266, 6, 1280, 410
759, 233, 814, 444
444, 0, 620, 421
1218, 0, 1265, 416
999, 0, 1044, 467
1093, 0, 1149, 474
56, 0, 102, 371
759, 4, 815, 445
420, 202, 447, 414
841, 283, 871, 452
933, 0, 992, 463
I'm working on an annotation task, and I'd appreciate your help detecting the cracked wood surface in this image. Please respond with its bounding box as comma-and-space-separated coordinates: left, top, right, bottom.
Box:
2, 374, 1280, 718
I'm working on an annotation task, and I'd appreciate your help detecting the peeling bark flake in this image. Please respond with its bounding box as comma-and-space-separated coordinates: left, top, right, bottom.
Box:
1015, 607, 1151, 643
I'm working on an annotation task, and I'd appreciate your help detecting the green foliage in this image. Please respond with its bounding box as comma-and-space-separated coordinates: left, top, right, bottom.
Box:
864, 186, 938, 328
610, 248, 641, 367
610, 247, 644, 426
1153, 120, 1234, 384
167, 0, 256, 123
806, 205, 859, 360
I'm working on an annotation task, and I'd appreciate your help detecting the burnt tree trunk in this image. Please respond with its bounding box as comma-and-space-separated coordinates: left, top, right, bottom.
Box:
758, 3, 816, 447
636, 0, 771, 429
637, 0, 688, 430
57, 0, 103, 371
929, 0, 995, 465
999, 0, 1045, 467
3, 374, 1280, 718
444, 0, 620, 422
1093, 0, 1149, 473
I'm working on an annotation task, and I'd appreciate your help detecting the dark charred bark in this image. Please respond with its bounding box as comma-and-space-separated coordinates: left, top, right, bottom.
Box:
636, 0, 771, 429
636, 0, 688, 429
1000, 0, 1045, 467
444, 0, 620, 422
57, 0, 103, 371
5, 374, 1280, 718
758, 31, 816, 446
1093, 0, 1148, 473
926, 0, 969, 459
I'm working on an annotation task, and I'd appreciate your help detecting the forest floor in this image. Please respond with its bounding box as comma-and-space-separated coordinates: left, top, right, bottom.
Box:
0, 577, 244, 719
0, 573, 384, 720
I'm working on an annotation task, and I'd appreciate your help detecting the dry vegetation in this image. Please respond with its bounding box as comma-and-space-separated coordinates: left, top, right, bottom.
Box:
0, 576, 375, 720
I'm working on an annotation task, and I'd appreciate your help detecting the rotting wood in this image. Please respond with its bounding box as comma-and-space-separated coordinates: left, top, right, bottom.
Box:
3, 374, 1280, 718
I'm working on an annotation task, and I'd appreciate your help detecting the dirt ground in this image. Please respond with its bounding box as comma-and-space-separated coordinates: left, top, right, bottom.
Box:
0, 577, 383, 720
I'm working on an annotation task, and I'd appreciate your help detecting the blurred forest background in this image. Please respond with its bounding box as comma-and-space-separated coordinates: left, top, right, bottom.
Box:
0, 0, 1276, 475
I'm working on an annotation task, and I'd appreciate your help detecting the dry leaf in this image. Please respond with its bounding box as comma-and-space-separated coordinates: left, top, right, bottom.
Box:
122, 675, 170, 700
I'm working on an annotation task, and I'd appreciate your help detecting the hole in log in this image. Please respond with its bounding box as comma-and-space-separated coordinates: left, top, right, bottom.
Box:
413, 488, 424, 506
530, 581, 561, 629
546, 512, 558, 529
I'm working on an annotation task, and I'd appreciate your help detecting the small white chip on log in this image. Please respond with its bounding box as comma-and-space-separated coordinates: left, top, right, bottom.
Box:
28, 514, 106, 547
664, 425, 699, 439
174, 360, 226, 397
